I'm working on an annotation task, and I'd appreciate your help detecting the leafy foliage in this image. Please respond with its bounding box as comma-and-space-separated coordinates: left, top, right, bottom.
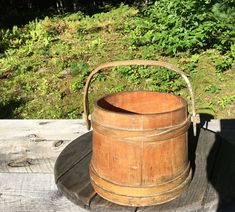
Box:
115, 66, 184, 92
205, 85, 221, 94
126, 0, 234, 55
218, 95, 235, 109
0, 4, 234, 119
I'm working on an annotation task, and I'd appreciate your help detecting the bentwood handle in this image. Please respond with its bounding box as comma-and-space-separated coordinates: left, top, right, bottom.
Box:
83, 60, 199, 135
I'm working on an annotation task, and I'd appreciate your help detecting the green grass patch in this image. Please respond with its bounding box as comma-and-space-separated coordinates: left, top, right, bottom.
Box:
0, 4, 234, 119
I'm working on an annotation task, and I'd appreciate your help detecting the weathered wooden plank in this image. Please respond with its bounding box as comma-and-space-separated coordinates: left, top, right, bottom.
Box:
57, 153, 95, 207
137, 128, 220, 211
202, 136, 235, 211
0, 173, 87, 212
0, 120, 88, 173
0, 138, 70, 173
0, 119, 87, 141
55, 131, 96, 207
0, 139, 75, 173
54, 132, 92, 182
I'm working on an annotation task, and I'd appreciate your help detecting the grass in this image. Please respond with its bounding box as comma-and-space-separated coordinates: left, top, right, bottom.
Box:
0, 5, 234, 119
188, 54, 235, 118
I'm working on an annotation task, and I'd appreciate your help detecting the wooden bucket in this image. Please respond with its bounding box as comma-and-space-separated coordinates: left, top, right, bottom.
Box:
83, 60, 198, 206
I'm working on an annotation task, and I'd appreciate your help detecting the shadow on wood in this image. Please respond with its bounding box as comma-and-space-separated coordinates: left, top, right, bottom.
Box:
206, 119, 235, 212
188, 112, 215, 179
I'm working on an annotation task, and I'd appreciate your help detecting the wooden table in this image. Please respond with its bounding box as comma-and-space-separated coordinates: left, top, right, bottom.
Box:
0, 119, 235, 211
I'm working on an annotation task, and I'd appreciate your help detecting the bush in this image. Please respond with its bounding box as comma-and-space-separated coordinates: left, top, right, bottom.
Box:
126, 0, 235, 55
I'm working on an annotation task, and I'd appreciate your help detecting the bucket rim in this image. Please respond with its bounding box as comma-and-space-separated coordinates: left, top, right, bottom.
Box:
94, 90, 188, 116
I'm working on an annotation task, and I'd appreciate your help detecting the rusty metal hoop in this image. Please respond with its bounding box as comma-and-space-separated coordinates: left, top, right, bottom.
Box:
83, 60, 199, 135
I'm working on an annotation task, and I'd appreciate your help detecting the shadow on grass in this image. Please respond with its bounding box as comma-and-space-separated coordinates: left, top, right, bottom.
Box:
0, 0, 138, 29
0, 99, 25, 119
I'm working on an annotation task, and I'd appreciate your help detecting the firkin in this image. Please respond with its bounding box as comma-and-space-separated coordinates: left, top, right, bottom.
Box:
83, 60, 199, 206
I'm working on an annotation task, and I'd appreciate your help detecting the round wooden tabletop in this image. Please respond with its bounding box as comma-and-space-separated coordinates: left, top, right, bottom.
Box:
54, 128, 235, 211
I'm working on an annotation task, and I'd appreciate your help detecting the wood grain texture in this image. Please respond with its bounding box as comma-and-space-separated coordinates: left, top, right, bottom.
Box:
0, 172, 87, 212
90, 195, 137, 212
57, 153, 95, 207
54, 132, 92, 182
0, 120, 89, 212
0, 119, 86, 141
55, 132, 96, 207
0, 120, 87, 173
91, 91, 191, 206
